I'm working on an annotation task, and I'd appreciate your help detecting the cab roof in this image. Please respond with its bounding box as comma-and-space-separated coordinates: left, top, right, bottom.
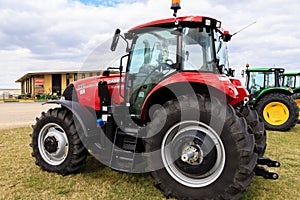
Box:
129, 16, 219, 32
246, 67, 285, 73
282, 72, 300, 76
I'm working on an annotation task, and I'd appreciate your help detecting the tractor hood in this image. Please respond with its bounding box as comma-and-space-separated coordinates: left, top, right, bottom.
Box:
71, 74, 123, 110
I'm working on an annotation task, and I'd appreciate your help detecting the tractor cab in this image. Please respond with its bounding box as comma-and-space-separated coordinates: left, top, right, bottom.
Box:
244, 65, 298, 131
282, 72, 300, 120
282, 72, 300, 89
245, 67, 285, 103
110, 16, 237, 117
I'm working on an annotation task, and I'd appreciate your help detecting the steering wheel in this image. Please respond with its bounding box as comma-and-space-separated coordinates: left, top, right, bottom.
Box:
250, 84, 261, 90
160, 59, 174, 70
165, 59, 174, 65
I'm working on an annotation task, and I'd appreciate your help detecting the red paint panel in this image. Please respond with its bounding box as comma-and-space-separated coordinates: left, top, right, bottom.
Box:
129, 16, 210, 31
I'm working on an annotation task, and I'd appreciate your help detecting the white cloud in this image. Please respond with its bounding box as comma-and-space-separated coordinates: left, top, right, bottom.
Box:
0, 47, 80, 88
0, 0, 300, 88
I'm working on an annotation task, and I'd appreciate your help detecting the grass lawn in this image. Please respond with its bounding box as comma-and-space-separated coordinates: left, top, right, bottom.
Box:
0, 125, 299, 200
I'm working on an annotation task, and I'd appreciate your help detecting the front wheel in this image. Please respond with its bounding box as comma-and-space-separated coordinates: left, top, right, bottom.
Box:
145, 95, 257, 199
31, 108, 87, 175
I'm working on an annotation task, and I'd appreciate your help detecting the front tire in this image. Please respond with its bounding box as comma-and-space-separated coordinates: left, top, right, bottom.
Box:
240, 105, 266, 157
31, 108, 87, 175
255, 93, 298, 131
145, 95, 257, 200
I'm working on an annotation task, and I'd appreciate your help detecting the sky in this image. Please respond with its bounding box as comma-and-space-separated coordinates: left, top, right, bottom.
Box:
0, 0, 300, 88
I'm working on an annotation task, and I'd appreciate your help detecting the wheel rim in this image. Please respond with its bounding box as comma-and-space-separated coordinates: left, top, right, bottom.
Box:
295, 99, 300, 120
38, 123, 69, 166
263, 102, 290, 126
161, 121, 225, 188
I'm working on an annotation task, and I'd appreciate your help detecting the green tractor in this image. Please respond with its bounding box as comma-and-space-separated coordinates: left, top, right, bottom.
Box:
282, 72, 300, 121
245, 66, 298, 131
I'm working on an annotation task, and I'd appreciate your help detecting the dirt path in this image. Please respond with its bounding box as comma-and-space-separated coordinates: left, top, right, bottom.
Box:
0, 102, 58, 129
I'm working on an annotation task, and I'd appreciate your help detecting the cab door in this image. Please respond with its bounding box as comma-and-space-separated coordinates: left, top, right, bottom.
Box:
126, 29, 177, 116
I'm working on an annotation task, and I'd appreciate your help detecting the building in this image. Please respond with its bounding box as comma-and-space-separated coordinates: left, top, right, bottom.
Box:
16, 70, 102, 97
0, 88, 21, 99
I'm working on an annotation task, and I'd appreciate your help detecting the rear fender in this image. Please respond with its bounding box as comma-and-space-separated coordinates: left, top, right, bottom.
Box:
293, 88, 300, 94
253, 88, 293, 107
140, 82, 237, 121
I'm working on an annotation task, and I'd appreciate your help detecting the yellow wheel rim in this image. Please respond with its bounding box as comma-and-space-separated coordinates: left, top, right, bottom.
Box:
263, 102, 289, 126
295, 99, 300, 120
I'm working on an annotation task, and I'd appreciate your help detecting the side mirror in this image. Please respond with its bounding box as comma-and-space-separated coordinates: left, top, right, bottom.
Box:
222, 34, 232, 42
222, 31, 232, 42
241, 70, 245, 78
110, 29, 121, 51
228, 68, 235, 77
103, 70, 110, 77
218, 65, 225, 74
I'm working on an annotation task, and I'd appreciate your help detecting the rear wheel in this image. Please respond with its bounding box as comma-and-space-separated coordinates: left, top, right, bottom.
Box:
256, 93, 298, 131
145, 95, 256, 200
31, 108, 87, 175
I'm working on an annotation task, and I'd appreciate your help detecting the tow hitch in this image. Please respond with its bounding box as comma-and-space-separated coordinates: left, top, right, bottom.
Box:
254, 157, 280, 180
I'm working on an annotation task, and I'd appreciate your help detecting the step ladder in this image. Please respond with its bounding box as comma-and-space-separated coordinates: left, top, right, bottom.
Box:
109, 127, 140, 172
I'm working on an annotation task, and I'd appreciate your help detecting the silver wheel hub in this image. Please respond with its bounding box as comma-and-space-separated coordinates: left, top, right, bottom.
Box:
161, 121, 226, 188
181, 144, 203, 165
38, 123, 69, 166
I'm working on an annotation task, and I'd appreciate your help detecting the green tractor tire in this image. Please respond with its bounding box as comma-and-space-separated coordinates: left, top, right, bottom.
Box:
255, 93, 298, 131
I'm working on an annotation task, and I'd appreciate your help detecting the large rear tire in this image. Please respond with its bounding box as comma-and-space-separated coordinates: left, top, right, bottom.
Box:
31, 108, 87, 175
255, 93, 298, 131
145, 95, 257, 200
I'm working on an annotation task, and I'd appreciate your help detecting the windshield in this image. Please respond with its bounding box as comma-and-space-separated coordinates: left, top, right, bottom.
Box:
128, 27, 217, 73
283, 75, 300, 88
283, 76, 295, 87
296, 75, 300, 87
248, 71, 275, 93
129, 28, 177, 74
182, 27, 216, 71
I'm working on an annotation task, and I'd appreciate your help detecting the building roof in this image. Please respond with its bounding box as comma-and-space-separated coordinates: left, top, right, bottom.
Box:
15, 70, 102, 83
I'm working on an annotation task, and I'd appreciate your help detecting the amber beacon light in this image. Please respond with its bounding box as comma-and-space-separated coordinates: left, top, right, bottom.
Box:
171, 0, 181, 18
171, 0, 181, 10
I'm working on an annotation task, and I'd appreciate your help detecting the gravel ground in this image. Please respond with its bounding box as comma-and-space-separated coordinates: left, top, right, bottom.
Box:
0, 102, 58, 129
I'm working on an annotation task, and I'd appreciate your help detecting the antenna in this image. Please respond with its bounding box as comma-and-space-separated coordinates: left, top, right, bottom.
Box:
222, 21, 256, 42
231, 21, 256, 36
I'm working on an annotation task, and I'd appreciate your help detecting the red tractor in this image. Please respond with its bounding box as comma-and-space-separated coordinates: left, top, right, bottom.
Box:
30, 1, 279, 199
